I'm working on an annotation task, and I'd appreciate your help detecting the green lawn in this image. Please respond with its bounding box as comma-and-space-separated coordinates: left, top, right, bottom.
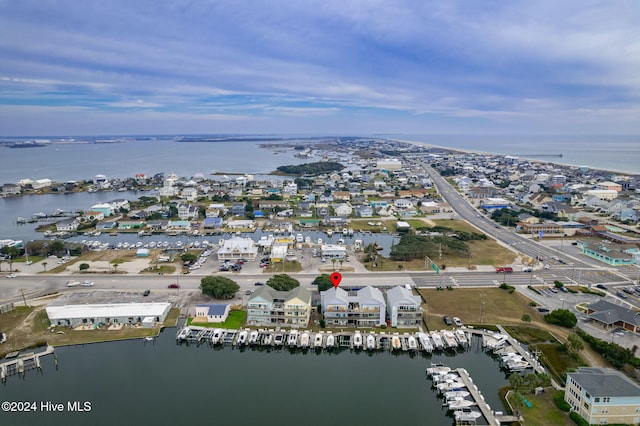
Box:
507, 389, 573, 426
532, 342, 586, 384
187, 310, 246, 329
503, 326, 556, 344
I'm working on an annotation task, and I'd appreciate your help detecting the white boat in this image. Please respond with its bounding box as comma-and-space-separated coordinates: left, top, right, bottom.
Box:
453, 408, 482, 422
177, 327, 190, 340
295, 233, 303, 243
506, 359, 531, 371
447, 397, 475, 410
442, 330, 458, 349
326, 229, 333, 237
417, 333, 433, 352
444, 390, 470, 400
407, 336, 418, 351
342, 228, 348, 236
287, 330, 299, 347
274, 333, 284, 346
455, 329, 468, 346
317, 238, 323, 245
391, 334, 401, 351
436, 379, 466, 391
144, 336, 155, 342
426, 363, 450, 377
313, 332, 324, 348
211, 329, 223, 344
366, 334, 376, 350
430, 331, 444, 350
300, 332, 310, 348
348, 228, 354, 236
249, 330, 259, 345
305, 236, 311, 244
237, 330, 248, 346
353, 331, 363, 349
326, 333, 335, 349
263, 333, 273, 346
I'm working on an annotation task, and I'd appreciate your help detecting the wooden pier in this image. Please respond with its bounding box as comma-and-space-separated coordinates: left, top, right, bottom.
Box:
455, 368, 521, 425
1, 345, 56, 382
495, 325, 545, 374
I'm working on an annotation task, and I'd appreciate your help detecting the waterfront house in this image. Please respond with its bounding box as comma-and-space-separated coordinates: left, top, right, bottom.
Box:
1, 183, 20, 196
231, 203, 246, 217
178, 203, 198, 220
226, 220, 256, 230
118, 220, 145, 230
83, 211, 105, 222
146, 220, 169, 231
96, 221, 117, 230
565, 367, 640, 425
203, 217, 223, 229
56, 217, 80, 232
168, 220, 190, 230
321, 286, 386, 328
386, 286, 422, 328
91, 203, 113, 217
216, 237, 258, 260
194, 304, 230, 323
32, 178, 52, 189
246, 286, 311, 328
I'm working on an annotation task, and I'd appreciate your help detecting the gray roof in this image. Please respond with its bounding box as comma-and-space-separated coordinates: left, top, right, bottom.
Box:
386, 286, 421, 307
248, 285, 310, 305
587, 300, 640, 326
568, 367, 640, 397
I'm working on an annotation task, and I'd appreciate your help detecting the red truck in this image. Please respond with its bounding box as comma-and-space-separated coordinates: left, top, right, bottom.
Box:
496, 267, 513, 273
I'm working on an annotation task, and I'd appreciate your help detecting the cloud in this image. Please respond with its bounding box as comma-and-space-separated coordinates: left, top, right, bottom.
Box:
0, 1, 639, 135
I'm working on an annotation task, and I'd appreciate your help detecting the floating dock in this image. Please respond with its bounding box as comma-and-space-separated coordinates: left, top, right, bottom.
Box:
1, 345, 56, 382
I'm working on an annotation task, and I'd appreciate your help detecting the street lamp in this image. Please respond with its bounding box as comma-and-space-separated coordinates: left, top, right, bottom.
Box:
561, 299, 566, 310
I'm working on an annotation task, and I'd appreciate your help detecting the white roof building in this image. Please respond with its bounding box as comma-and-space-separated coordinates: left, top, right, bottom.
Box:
216, 237, 258, 260
46, 303, 171, 327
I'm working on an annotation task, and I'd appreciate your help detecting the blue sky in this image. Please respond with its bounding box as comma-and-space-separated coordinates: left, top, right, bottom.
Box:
1, 1, 639, 136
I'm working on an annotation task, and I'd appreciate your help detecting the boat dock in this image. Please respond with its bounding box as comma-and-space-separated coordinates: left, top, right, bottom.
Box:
455, 368, 521, 425
495, 325, 545, 374
0, 345, 56, 382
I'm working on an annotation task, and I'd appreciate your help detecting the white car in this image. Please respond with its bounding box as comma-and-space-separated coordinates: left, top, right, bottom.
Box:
81, 280, 94, 287
6, 273, 17, 278
453, 317, 463, 326
544, 264, 550, 269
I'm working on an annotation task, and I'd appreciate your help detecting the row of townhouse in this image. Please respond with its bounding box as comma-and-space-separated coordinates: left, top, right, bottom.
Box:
321, 285, 422, 328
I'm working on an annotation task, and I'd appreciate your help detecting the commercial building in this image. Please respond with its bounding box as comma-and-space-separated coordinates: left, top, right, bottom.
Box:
565, 367, 640, 425
46, 303, 171, 328
216, 237, 258, 260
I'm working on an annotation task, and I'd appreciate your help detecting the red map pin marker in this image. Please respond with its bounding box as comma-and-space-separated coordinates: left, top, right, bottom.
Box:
330, 271, 342, 288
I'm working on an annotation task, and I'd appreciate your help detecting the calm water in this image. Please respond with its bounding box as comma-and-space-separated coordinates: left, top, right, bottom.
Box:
1, 329, 508, 426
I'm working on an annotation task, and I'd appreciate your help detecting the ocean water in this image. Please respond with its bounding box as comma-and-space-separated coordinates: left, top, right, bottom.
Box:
393, 134, 640, 174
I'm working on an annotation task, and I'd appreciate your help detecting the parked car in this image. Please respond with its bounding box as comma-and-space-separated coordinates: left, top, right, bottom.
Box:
453, 317, 463, 326
231, 264, 242, 271
6, 273, 17, 278
143, 289, 150, 296
596, 284, 607, 290
559, 286, 568, 293
616, 291, 628, 299
244, 290, 252, 295
443, 316, 453, 326
254, 282, 264, 286
168, 283, 180, 289
544, 264, 550, 269
623, 287, 634, 294
537, 307, 550, 313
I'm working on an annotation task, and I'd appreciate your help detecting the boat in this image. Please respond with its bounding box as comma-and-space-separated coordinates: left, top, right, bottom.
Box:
391, 334, 401, 351
453, 408, 482, 422
274, 332, 284, 346
287, 330, 299, 347
262, 332, 273, 346
236, 330, 248, 346
295, 233, 303, 243
455, 329, 468, 346
211, 329, 223, 344
326, 229, 333, 237
353, 331, 363, 349
177, 327, 190, 340
342, 228, 348, 236
444, 390, 470, 400
433, 373, 460, 384
326, 333, 335, 349
436, 379, 466, 392
144, 336, 155, 342
300, 332, 310, 348
16, 217, 26, 224
417, 332, 433, 352
313, 332, 324, 348
430, 331, 444, 350
348, 228, 354, 236
441, 330, 458, 349
317, 238, 323, 245
366, 334, 376, 350
407, 335, 418, 351
426, 363, 450, 377
447, 397, 475, 410
249, 330, 259, 345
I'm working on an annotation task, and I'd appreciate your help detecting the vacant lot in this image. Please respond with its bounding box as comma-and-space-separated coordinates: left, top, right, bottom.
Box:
507, 389, 574, 426
419, 287, 540, 330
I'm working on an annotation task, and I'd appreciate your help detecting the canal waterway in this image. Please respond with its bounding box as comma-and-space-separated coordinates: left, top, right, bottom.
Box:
1, 328, 509, 426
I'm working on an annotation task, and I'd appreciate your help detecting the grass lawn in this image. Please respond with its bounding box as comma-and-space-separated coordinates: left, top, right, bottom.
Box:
532, 343, 586, 384
348, 219, 396, 232
508, 389, 573, 426
502, 326, 556, 344
419, 287, 539, 331
264, 260, 302, 273
187, 310, 246, 329
139, 264, 177, 274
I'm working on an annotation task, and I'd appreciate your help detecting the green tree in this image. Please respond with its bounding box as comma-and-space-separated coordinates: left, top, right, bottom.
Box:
79, 263, 90, 271
200, 276, 240, 299
313, 274, 333, 292
508, 373, 524, 392
521, 313, 531, 323
180, 253, 197, 264
266, 274, 300, 291
544, 309, 577, 328
567, 333, 584, 352
49, 240, 65, 256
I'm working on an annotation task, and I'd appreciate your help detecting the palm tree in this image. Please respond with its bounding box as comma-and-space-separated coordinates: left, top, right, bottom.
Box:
338, 259, 344, 270
331, 258, 336, 271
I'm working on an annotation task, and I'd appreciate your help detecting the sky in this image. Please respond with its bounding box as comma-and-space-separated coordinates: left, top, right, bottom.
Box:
1, 1, 639, 136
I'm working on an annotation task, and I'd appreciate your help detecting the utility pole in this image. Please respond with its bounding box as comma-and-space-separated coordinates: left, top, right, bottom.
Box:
21, 289, 27, 307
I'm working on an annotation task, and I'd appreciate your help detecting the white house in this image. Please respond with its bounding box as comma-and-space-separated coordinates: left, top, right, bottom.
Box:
321, 286, 386, 327
32, 178, 52, 189
56, 217, 80, 231
386, 286, 422, 328
217, 237, 258, 260
194, 304, 230, 323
